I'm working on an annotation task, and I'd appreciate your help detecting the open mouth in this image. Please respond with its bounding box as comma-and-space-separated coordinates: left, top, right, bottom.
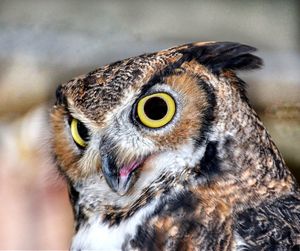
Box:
101, 155, 146, 195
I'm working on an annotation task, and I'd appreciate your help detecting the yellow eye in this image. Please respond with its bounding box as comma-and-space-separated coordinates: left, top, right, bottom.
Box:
137, 92, 176, 128
70, 118, 89, 147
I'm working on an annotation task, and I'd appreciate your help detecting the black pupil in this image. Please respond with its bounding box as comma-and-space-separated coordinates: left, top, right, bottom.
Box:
77, 120, 89, 141
144, 97, 168, 120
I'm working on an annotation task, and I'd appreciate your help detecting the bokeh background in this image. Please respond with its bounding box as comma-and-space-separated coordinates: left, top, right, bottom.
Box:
0, 0, 299, 249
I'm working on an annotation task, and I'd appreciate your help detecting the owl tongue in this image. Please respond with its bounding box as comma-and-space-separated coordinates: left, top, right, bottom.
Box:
119, 161, 140, 178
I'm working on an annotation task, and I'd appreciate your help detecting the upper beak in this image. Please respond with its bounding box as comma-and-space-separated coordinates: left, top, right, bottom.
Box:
101, 154, 119, 193
101, 153, 140, 196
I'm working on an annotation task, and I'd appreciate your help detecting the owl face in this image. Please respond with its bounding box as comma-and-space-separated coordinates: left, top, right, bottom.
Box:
51, 42, 261, 203
52, 67, 211, 198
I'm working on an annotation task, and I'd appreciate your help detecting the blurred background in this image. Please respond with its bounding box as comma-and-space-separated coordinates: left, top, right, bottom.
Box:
0, 0, 299, 249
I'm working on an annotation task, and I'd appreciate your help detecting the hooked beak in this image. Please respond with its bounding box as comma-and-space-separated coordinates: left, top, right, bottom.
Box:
101, 154, 143, 196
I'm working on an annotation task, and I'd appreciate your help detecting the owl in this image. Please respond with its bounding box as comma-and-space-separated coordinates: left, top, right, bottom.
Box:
51, 41, 300, 250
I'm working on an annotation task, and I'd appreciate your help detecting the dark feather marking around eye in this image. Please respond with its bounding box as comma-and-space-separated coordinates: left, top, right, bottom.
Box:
55, 84, 67, 106
194, 78, 216, 147
199, 141, 221, 177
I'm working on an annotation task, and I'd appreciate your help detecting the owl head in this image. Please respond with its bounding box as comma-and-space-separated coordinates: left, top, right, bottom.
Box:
51, 42, 262, 209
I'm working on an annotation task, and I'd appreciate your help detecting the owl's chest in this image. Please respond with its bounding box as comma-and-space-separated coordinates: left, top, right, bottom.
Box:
70, 194, 242, 251
70, 200, 158, 251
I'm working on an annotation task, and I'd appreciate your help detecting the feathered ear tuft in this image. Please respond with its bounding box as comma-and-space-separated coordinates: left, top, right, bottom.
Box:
179, 42, 263, 74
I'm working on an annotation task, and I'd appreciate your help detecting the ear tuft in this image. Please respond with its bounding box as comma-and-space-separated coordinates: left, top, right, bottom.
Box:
179, 42, 263, 74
